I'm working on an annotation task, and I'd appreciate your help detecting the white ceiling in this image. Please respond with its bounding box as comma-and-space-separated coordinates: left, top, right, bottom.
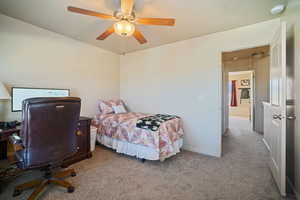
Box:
0, 0, 285, 54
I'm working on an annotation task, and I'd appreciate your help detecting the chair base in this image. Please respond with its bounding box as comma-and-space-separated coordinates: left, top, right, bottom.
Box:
13, 168, 76, 200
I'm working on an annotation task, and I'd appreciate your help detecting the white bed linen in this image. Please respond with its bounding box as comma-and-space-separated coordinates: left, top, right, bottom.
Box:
97, 134, 183, 161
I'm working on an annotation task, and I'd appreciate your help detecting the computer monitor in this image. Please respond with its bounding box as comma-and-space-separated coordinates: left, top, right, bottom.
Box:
11, 87, 70, 112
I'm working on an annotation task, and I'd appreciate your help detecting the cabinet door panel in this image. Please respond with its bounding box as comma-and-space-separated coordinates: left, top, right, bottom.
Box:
76, 126, 87, 154
62, 118, 91, 167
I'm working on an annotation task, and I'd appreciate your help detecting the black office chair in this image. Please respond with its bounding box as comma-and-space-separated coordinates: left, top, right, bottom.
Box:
11, 97, 81, 200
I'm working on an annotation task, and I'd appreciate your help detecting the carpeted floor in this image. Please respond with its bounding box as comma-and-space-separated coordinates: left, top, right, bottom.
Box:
0, 117, 291, 200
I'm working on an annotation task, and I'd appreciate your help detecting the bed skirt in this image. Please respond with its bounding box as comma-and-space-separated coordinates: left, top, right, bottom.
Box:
96, 134, 183, 161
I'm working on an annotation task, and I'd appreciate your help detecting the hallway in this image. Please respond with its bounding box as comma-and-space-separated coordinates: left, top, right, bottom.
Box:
229, 116, 252, 131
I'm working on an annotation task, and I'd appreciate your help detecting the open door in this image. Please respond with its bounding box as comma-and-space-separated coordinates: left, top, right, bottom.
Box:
269, 22, 286, 196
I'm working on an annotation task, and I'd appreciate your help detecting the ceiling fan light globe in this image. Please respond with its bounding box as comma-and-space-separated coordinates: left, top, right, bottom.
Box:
116, 23, 123, 31
114, 20, 135, 37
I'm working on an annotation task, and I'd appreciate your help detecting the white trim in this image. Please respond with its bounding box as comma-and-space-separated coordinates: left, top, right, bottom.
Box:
250, 70, 255, 130
219, 54, 223, 157
229, 71, 253, 75
262, 138, 271, 152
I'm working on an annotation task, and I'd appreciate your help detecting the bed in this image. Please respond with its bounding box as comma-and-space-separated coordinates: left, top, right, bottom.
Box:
93, 100, 184, 161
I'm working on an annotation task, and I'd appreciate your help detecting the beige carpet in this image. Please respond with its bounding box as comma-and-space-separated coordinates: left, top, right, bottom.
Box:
0, 117, 290, 200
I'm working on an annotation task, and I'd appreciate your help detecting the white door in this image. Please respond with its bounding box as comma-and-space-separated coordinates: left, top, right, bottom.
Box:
269, 22, 286, 196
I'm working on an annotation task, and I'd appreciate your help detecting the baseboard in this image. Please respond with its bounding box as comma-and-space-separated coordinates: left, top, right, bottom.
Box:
182, 144, 199, 154
182, 144, 221, 158
262, 138, 270, 152
287, 177, 300, 200
223, 128, 229, 136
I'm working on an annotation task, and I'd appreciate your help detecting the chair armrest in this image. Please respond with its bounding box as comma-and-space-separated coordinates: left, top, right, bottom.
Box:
9, 134, 24, 152
10, 134, 22, 144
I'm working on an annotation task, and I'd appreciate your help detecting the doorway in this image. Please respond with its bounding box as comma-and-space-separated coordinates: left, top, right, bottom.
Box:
221, 45, 270, 134
228, 71, 253, 130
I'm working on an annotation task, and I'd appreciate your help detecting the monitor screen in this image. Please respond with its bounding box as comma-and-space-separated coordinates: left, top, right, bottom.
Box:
11, 87, 70, 112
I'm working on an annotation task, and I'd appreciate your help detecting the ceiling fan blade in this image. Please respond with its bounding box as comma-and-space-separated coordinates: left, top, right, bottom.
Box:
121, 0, 134, 15
96, 26, 115, 40
133, 29, 147, 44
136, 18, 175, 26
68, 6, 113, 20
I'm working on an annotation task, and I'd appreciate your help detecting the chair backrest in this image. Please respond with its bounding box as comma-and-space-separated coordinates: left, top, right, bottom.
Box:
20, 97, 81, 169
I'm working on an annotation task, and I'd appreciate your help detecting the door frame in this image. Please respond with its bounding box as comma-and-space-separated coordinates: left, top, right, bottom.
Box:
220, 44, 272, 156
250, 70, 255, 130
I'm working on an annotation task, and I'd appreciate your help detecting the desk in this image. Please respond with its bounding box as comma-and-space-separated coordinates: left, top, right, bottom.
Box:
0, 128, 20, 160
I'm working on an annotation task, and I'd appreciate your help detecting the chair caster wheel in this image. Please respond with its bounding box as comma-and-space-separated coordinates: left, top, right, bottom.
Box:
67, 186, 75, 193
70, 172, 76, 177
13, 189, 22, 197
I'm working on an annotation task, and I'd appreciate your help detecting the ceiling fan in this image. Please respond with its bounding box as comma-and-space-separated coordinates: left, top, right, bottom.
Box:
67, 0, 175, 44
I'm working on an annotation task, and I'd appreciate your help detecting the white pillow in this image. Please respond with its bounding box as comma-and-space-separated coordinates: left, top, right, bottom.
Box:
112, 105, 127, 114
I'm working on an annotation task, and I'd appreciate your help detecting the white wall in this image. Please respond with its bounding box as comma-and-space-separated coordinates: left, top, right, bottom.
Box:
0, 14, 120, 121
120, 19, 280, 157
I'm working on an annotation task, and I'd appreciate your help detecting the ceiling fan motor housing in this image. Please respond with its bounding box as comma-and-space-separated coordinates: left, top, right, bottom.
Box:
113, 10, 136, 22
